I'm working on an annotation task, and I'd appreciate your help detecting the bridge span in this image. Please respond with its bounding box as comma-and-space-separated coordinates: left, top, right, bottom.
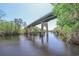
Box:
27, 12, 57, 28
26, 12, 57, 38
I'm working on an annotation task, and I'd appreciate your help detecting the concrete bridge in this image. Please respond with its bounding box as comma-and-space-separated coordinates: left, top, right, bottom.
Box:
26, 12, 57, 37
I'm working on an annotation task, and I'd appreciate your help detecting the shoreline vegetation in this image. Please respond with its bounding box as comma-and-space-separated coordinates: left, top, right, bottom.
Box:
52, 3, 79, 44
0, 18, 26, 36
0, 20, 43, 36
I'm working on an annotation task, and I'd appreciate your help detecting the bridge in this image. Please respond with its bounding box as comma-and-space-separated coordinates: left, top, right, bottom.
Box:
26, 12, 57, 37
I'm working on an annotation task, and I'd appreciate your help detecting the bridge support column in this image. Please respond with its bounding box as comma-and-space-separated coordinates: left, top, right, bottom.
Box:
45, 22, 48, 42
41, 22, 44, 36
41, 22, 48, 42
27, 28, 30, 37
27, 27, 32, 39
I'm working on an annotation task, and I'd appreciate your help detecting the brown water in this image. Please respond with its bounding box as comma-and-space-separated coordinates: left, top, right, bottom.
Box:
0, 32, 79, 56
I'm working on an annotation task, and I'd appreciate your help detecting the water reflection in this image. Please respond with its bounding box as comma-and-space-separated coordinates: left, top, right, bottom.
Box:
65, 43, 79, 56
0, 32, 79, 55
0, 35, 19, 40
27, 32, 49, 46
39, 32, 49, 46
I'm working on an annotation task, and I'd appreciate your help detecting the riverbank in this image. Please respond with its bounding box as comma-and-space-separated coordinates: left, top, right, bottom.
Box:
53, 28, 79, 45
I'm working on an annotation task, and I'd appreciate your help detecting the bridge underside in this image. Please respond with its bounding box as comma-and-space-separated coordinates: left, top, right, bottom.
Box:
27, 12, 57, 28
26, 12, 57, 40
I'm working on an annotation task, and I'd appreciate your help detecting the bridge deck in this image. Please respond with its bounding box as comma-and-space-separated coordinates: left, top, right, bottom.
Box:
27, 12, 57, 28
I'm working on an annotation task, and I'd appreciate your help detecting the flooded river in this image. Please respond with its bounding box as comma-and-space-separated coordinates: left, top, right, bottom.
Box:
0, 32, 79, 56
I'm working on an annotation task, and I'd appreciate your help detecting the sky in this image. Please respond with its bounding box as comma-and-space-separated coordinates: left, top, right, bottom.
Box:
0, 3, 57, 30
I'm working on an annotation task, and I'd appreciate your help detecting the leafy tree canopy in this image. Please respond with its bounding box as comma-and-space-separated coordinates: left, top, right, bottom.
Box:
52, 3, 79, 34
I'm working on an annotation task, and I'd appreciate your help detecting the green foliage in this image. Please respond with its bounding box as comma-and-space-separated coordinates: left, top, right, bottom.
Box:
72, 22, 79, 32
0, 18, 25, 35
58, 35, 65, 40
0, 21, 11, 32
14, 18, 23, 33
51, 3, 79, 41
19, 28, 26, 34
32, 27, 41, 33
0, 21, 16, 33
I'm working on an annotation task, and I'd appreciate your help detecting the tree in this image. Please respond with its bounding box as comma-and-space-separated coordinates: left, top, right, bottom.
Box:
14, 18, 23, 33
52, 3, 79, 43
